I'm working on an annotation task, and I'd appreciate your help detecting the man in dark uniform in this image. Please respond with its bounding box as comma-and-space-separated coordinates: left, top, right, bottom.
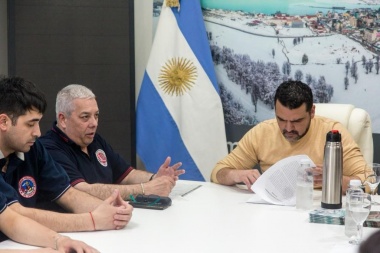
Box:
0, 76, 132, 234
40, 84, 184, 201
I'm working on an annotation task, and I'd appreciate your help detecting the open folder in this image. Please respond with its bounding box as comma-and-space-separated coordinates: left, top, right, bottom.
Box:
247, 155, 316, 206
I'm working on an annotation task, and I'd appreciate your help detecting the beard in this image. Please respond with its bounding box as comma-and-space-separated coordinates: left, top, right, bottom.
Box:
282, 122, 311, 143
282, 130, 301, 142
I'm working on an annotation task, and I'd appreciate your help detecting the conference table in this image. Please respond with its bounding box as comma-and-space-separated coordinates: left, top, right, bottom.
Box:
0, 180, 379, 253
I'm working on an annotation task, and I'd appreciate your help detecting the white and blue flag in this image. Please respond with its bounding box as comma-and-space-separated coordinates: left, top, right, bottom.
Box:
136, 0, 227, 181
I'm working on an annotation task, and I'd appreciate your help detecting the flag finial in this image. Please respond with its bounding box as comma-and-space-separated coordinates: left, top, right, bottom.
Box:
166, 0, 180, 10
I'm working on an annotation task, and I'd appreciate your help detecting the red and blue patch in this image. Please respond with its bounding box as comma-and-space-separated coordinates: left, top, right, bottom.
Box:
95, 149, 108, 167
18, 176, 37, 198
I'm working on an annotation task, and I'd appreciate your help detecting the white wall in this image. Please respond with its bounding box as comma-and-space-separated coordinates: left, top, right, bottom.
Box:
134, 0, 153, 101
0, 0, 8, 76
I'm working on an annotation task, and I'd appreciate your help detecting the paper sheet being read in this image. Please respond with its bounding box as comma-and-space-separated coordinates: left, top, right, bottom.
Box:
247, 155, 316, 206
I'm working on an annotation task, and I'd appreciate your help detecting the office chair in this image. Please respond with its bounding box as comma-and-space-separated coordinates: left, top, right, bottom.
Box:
314, 103, 373, 164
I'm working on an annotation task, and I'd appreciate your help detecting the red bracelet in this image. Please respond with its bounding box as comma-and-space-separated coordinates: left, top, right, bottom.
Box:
89, 212, 96, 231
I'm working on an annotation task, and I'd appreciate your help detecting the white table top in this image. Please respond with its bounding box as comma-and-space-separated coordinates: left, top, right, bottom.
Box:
0, 180, 379, 253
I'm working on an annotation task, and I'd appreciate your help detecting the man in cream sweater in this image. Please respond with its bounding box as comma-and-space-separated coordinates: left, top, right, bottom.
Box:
212, 80, 369, 193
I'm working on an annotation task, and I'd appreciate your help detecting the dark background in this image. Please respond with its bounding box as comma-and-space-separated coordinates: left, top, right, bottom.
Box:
7, 0, 136, 166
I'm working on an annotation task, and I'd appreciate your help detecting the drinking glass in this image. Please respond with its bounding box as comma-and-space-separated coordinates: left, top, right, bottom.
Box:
348, 192, 371, 245
364, 163, 380, 203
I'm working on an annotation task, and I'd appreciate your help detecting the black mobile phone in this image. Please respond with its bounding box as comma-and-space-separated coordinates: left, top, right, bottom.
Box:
130, 194, 172, 210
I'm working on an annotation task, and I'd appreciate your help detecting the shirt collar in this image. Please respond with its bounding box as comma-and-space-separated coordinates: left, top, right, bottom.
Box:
0, 150, 25, 161
52, 121, 84, 150
52, 121, 75, 145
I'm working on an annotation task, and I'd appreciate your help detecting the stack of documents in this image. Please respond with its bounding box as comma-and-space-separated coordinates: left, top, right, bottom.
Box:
309, 208, 345, 225
309, 209, 380, 227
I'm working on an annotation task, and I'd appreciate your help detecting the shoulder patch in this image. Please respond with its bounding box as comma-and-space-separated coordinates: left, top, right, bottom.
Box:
95, 149, 108, 167
18, 176, 37, 198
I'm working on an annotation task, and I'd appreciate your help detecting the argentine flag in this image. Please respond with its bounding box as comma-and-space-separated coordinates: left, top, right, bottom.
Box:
136, 0, 228, 181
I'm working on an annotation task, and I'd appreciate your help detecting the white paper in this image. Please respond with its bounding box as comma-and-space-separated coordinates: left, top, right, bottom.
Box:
247, 155, 316, 206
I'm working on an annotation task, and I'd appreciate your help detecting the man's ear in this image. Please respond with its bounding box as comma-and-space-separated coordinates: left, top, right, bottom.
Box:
57, 112, 67, 129
0, 114, 9, 130
310, 104, 316, 119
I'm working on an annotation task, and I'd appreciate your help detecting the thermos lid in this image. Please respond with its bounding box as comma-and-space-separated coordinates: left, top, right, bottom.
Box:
326, 129, 341, 142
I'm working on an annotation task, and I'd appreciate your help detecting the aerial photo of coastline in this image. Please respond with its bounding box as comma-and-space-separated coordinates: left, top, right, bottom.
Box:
199, 0, 380, 137
152, 0, 380, 141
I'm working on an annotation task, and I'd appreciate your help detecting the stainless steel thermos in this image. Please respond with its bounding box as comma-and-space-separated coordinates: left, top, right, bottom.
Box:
321, 130, 343, 209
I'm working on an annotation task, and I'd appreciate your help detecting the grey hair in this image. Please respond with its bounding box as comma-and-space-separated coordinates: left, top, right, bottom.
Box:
56, 84, 95, 119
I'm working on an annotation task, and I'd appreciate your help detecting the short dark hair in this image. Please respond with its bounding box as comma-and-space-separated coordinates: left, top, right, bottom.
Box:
0, 76, 47, 124
274, 80, 313, 112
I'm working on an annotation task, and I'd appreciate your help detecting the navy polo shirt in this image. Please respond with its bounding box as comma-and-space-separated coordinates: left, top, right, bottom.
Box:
0, 193, 7, 214
0, 171, 19, 207
0, 193, 8, 242
40, 123, 133, 186
0, 140, 71, 208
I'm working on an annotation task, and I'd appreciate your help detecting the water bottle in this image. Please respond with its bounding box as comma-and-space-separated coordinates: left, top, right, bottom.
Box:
345, 179, 364, 237
321, 130, 343, 209
296, 159, 313, 210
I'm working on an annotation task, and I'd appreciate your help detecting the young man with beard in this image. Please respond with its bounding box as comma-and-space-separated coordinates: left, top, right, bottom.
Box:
211, 80, 369, 193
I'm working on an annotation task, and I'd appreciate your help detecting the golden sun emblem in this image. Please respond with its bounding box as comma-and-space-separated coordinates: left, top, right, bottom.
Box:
158, 57, 197, 96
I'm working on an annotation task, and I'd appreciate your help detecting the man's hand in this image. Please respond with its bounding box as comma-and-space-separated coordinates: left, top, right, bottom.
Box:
57, 235, 100, 253
231, 169, 261, 190
155, 156, 185, 180
25, 249, 59, 253
91, 189, 133, 230
313, 165, 323, 189
145, 176, 176, 196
